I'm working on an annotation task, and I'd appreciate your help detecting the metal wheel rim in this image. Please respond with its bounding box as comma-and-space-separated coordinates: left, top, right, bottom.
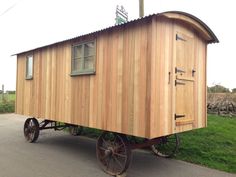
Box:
151, 134, 179, 158
24, 118, 39, 143
96, 132, 131, 176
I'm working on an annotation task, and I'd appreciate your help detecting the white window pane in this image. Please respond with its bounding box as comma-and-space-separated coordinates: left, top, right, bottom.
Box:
26, 55, 33, 78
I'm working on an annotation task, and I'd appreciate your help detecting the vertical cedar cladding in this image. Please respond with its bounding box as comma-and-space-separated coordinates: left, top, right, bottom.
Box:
16, 12, 216, 138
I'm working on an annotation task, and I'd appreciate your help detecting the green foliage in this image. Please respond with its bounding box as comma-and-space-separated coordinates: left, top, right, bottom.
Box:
0, 93, 15, 102
176, 115, 236, 173
208, 85, 230, 93
0, 100, 15, 113
232, 88, 236, 93
6, 90, 16, 94
81, 127, 102, 138
0, 93, 15, 113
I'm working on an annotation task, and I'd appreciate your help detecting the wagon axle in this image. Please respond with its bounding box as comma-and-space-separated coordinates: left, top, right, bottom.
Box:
23, 118, 83, 143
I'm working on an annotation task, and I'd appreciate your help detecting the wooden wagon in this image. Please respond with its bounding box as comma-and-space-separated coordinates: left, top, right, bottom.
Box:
14, 11, 218, 175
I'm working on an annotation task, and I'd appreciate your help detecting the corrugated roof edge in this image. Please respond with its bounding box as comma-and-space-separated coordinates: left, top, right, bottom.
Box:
12, 11, 218, 56
164, 11, 219, 43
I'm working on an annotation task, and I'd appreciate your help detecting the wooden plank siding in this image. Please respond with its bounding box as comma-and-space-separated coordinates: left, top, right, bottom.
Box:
16, 19, 154, 138
16, 13, 215, 139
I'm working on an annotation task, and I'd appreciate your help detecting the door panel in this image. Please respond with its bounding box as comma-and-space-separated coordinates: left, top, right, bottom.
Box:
175, 30, 195, 127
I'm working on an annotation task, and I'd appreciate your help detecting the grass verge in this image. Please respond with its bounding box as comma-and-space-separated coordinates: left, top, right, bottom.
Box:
0, 94, 15, 113
0, 100, 15, 113
176, 115, 236, 173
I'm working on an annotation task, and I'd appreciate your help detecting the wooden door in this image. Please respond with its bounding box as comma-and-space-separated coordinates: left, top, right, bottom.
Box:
174, 30, 195, 128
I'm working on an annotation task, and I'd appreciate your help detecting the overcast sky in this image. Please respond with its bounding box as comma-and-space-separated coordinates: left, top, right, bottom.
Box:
0, 0, 235, 90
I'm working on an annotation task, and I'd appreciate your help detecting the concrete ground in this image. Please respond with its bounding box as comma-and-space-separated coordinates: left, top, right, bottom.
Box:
0, 113, 235, 177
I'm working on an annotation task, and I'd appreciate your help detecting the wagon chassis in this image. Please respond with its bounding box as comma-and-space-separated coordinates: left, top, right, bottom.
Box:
23, 117, 179, 176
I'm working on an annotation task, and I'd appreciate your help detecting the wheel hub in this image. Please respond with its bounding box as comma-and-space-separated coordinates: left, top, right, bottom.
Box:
105, 147, 114, 157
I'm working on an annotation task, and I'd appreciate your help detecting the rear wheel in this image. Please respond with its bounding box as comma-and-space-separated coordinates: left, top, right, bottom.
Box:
96, 131, 131, 176
151, 134, 179, 158
23, 118, 40, 143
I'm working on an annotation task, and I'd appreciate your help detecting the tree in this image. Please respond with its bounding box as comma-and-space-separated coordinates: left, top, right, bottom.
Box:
208, 85, 230, 93
6, 90, 15, 94
232, 88, 236, 93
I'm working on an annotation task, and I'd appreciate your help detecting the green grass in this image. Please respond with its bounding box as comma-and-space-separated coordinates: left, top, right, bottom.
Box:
176, 115, 236, 173
0, 93, 15, 102
0, 94, 15, 113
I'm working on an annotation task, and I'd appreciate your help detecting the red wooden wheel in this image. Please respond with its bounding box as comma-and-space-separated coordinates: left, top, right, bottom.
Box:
96, 132, 131, 176
23, 118, 40, 143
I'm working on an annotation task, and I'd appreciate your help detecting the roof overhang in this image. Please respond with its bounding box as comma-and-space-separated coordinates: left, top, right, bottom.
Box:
13, 11, 218, 56
160, 11, 219, 43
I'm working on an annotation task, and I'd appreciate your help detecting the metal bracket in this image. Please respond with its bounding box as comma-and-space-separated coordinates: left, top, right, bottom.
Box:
192, 69, 196, 77
175, 114, 185, 120
175, 80, 185, 86
176, 34, 186, 41
175, 67, 186, 74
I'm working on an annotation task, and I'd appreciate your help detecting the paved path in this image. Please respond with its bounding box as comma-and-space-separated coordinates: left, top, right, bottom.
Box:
0, 114, 235, 177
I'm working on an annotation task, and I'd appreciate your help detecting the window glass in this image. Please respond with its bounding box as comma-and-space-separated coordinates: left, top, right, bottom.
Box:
71, 41, 95, 75
84, 56, 94, 70
74, 45, 83, 58
26, 55, 33, 79
84, 42, 94, 57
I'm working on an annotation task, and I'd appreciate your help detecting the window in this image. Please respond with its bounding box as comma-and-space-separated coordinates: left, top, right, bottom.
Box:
71, 41, 96, 75
26, 55, 33, 79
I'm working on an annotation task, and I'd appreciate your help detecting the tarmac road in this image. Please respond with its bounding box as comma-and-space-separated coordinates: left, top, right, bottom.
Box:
0, 113, 235, 177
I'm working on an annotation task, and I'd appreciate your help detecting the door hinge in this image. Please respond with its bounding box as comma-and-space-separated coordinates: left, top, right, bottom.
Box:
175, 114, 185, 120
176, 34, 186, 41
175, 67, 186, 74
175, 80, 185, 86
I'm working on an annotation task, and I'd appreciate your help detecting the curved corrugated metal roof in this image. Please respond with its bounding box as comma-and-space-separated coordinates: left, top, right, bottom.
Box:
162, 11, 219, 43
13, 11, 218, 55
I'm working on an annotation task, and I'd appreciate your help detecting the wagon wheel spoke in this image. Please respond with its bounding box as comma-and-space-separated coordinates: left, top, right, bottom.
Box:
113, 156, 124, 170
99, 146, 107, 151
112, 135, 118, 146
106, 156, 111, 171
113, 152, 127, 158
102, 137, 110, 148
115, 142, 125, 151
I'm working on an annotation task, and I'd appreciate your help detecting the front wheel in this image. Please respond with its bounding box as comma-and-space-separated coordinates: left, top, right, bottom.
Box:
96, 131, 131, 176
23, 118, 40, 143
151, 134, 179, 158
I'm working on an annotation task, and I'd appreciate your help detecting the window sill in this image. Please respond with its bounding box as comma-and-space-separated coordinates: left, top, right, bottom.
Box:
70, 71, 96, 76
25, 77, 33, 80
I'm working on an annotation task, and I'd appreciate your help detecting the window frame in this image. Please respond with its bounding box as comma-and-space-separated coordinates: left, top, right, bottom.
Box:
71, 40, 96, 76
26, 54, 33, 80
